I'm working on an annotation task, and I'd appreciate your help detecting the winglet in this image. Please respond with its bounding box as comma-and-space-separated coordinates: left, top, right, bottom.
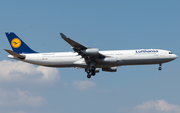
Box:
4, 49, 25, 59
60, 33, 67, 39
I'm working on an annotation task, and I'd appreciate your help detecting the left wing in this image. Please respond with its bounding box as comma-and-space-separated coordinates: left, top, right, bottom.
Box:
60, 33, 87, 50
60, 33, 105, 63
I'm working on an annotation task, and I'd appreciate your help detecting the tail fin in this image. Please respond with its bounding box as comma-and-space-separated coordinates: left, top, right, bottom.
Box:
5, 32, 37, 54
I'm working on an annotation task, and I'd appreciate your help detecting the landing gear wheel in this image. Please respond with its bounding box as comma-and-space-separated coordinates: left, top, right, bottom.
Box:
91, 72, 95, 76
87, 74, 91, 78
158, 67, 162, 71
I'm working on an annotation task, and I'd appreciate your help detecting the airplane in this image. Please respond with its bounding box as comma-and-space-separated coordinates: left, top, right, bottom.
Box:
4, 32, 178, 78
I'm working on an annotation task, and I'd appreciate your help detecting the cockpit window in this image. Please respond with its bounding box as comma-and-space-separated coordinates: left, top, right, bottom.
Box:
169, 52, 173, 54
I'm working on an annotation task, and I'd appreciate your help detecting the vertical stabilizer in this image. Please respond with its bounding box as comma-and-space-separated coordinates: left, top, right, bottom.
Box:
5, 32, 37, 54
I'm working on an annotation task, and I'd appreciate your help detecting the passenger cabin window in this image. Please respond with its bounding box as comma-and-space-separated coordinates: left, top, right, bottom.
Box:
169, 52, 173, 54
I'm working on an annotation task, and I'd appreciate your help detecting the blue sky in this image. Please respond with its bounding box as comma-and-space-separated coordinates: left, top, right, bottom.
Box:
0, 0, 180, 113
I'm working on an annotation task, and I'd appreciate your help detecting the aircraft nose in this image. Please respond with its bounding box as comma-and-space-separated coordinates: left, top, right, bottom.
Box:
173, 54, 178, 59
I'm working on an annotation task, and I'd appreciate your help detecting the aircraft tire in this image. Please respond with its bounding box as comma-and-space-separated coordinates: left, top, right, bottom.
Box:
87, 74, 91, 78
92, 72, 95, 76
158, 67, 162, 71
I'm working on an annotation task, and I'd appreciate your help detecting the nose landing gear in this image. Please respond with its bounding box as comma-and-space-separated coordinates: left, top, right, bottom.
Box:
158, 63, 162, 71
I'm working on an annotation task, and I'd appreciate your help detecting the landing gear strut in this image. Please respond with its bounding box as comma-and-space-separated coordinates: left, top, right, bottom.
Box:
86, 66, 96, 78
91, 67, 95, 76
158, 63, 162, 71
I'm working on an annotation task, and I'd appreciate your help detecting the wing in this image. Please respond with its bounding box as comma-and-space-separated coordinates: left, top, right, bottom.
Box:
60, 33, 105, 63
60, 33, 87, 51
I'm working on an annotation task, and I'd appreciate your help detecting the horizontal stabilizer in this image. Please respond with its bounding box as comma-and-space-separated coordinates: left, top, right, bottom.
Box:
4, 49, 25, 59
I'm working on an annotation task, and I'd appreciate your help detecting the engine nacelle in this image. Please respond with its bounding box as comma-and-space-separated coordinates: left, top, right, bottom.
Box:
83, 48, 99, 55
95, 68, 100, 73
102, 67, 117, 72
102, 57, 118, 63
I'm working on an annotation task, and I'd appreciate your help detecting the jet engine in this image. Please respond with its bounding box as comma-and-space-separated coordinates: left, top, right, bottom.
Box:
95, 68, 100, 73
83, 48, 99, 55
102, 67, 117, 72
102, 57, 118, 63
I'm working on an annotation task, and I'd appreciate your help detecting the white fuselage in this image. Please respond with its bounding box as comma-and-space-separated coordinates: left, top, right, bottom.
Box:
8, 49, 177, 68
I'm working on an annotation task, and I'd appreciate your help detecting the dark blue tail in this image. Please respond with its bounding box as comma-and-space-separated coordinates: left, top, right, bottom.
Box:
5, 32, 37, 54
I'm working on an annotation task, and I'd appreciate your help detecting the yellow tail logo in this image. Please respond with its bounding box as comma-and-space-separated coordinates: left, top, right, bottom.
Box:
11, 38, 21, 48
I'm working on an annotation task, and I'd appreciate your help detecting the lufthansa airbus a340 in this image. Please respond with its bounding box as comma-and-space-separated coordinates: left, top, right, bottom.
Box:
4, 32, 177, 78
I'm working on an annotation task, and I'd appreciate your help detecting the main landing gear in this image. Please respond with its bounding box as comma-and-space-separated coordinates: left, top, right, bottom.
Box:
87, 66, 96, 79
158, 63, 162, 71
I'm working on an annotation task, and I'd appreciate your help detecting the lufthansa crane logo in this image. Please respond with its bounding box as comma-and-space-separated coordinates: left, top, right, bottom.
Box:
11, 38, 21, 48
